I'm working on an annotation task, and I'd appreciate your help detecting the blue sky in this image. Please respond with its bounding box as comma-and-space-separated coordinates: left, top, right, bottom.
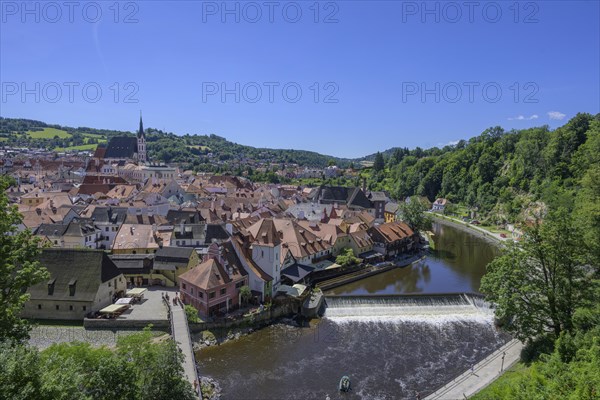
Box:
1, 0, 599, 158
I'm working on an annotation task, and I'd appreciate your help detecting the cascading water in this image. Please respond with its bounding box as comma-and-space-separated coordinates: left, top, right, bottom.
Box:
324, 294, 495, 323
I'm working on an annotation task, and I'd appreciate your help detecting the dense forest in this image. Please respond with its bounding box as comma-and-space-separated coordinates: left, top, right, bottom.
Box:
362, 113, 600, 224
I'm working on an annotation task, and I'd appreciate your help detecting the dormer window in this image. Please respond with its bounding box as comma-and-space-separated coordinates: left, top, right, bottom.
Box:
69, 278, 77, 296
47, 278, 56, 295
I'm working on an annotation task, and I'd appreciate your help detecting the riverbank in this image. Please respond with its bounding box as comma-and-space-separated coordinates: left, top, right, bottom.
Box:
428, 213, 508, 248
425, 339, 523, 399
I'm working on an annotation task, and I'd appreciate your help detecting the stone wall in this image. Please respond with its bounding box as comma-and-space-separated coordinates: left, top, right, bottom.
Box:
188, 302, 297, 333
83, 318, 170, 330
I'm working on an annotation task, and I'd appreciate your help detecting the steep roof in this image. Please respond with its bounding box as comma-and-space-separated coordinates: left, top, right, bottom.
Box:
310, 185, 373, 209
29, 249, 122, 302
247, 218, 281, 247
166, 209, 205, 225
104, 136, 137, 159
272, 218, 331, 262
81, 206, 128, 225
109, 254, 154, 274
155, 246, 195, 263
369, 221, 415, 243
179, 258, 230, 290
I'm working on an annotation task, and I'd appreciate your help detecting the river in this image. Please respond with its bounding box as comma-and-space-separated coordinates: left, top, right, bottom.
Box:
197, 222, 509, 399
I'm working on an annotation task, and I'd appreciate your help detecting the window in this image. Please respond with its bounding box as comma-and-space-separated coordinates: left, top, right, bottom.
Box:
83, 306, 87, 311
199, 292, 204, 298
56, 305, 59, 310
235, 281, 244, 289
69, 305, 73, 311
105, 227, 109, 232
182, 283, 187, 290
209, 291, 215, 299
69, 279, 77, 296
38, 304, 42, 310
220, 288, 226, 296
190, 288, 194, 295
47, 278, 56, 295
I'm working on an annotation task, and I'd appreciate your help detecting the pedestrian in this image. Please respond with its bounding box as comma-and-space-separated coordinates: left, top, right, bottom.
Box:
470, 365, 475, 374
193, 379, 198, 392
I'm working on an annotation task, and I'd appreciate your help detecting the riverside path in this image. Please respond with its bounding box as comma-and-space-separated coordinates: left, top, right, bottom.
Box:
425, 339, 523, 399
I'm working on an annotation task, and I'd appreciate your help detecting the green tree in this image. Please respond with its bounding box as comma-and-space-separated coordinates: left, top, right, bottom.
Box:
0, 342, 45, 400
185, 304, 201, 323
0, 176, 49, 343
240, 285, 252, 306
373, 152, 385, 172
336, 248, 360, 267
0, 329, 196, 400
400, 197, 432, 232
480, 210, 597, 341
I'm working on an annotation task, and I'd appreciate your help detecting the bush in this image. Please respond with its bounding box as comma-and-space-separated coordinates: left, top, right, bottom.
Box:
521, 335, 555, 363
184, 304, 201, 323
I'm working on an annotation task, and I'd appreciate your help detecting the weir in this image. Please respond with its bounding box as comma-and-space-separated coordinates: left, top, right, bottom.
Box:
323, 293, 494, 321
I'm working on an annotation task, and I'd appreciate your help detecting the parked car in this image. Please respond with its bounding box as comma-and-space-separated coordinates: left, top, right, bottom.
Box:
500, 233, 507, 238
470, 220, 481, 225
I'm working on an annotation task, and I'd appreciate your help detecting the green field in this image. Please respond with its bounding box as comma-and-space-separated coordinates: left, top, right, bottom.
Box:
54, 144, 98, 152
27, 127, 71, 139
187, 145, 211, 151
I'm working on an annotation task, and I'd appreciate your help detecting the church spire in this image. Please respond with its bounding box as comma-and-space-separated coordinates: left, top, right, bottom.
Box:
137, 111, 144, 138
137, 111, 147, 163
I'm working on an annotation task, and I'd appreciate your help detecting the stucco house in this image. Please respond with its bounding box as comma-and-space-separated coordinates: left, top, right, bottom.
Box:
180, 242, 248, 317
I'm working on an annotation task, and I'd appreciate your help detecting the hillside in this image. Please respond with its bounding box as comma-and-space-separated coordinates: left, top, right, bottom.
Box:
360, 113, 600, 227
0, 117, 349, 168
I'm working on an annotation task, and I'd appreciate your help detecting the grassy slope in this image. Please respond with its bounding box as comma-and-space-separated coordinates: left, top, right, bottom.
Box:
27, 127, 71, 139
471, 363, 530, 399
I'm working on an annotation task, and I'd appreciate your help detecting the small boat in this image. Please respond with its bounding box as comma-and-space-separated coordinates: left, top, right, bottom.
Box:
339, 375, 351, 392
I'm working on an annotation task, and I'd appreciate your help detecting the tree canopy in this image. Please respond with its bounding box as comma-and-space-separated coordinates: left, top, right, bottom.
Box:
480, 210, 597, 341
0, 328, 196, 400
0, 176, 49, 343
400, 197, 432, 232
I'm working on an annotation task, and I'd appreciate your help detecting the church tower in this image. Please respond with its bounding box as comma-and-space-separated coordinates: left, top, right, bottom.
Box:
137, 112, 147, 163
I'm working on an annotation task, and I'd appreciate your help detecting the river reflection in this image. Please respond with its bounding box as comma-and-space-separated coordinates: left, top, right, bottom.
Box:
328, 222, 499, 295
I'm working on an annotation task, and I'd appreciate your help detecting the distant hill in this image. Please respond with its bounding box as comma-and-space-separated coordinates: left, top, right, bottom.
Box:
0, 117, 350, 168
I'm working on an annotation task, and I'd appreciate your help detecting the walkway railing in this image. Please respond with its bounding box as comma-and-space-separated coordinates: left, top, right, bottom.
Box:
180, 302, 202, 399
424, 339, 523, 399
163, 295, 201, 398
